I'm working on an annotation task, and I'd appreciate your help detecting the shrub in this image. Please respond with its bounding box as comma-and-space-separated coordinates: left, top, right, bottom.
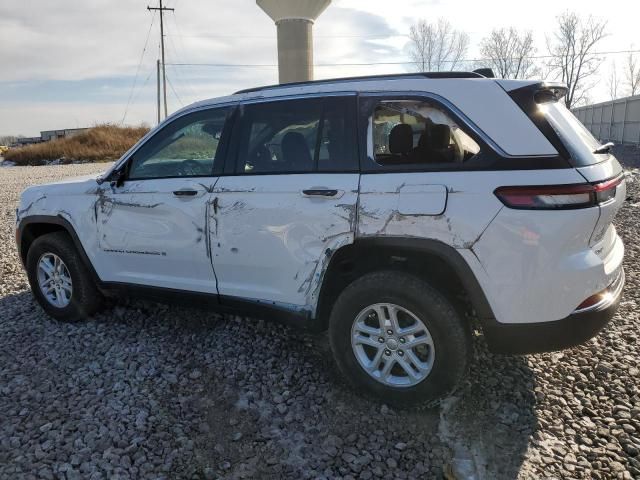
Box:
4, 124, 150, 166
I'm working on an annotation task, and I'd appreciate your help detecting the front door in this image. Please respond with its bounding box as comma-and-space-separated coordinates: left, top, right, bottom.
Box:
212, 96, 360, 312
95, 106, 233, 293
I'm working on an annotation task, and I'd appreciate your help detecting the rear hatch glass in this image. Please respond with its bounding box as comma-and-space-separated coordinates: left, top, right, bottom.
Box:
541, 102, 605, 167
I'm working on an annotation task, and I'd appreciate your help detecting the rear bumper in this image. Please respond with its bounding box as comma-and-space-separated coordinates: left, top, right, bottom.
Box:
484, 269, 624, 354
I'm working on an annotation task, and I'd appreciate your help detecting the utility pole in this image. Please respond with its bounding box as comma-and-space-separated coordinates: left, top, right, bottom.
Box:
148, 0, 174, 120
156, 59, 161, 124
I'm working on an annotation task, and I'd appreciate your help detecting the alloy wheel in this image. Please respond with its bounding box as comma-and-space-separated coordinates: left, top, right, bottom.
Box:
37, 253, 73, 308
351, 302, 435, 387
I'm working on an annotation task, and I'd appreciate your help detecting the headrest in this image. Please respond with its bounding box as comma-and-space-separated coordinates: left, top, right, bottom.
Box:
389, 124, 413, 154
418, 130, 430, 150
202, 121, 221, 137
430, 124, 451, 149
281, 132, 311, 163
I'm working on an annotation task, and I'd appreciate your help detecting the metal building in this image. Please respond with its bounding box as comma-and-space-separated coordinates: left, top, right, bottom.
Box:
40, 128, 89, 142
573, 94, 640, 146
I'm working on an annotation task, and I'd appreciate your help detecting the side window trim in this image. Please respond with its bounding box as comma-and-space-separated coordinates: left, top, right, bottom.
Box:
318, 96, 359, 173
117, 103, 237, 181
313, 105, 326, 172
213, 105, 238, 176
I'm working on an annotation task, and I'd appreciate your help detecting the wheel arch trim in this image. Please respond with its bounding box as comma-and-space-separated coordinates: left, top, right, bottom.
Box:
319, 236, 496, 323
17, 215, 102, 283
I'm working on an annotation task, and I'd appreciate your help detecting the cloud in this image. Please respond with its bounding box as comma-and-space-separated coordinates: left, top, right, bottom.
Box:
0, 1, 402, 134
0, 0, 638, 134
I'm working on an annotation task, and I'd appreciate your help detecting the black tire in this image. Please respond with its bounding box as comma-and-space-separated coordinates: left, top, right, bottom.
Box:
26, 232, 103, 322
328, 270, 471, 407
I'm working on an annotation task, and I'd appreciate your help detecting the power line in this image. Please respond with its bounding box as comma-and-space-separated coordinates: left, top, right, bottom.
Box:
121, 11, 156, 125
129, 68, 156, 109
166, 75, 184, 107
164, 49, 640, 69
166, 11, 199, 100
165, 33, 409, 39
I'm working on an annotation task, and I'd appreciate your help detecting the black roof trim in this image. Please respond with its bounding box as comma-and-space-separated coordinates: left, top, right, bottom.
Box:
234, 71, 485, 95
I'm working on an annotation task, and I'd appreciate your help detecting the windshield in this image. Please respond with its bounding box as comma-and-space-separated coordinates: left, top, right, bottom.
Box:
541, 102, 605, 166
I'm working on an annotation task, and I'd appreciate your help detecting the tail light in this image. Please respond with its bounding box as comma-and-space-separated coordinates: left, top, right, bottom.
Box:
494, 174, 624, 210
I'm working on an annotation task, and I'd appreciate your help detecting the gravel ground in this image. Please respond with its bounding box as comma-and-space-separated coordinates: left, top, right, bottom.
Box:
0, 163, 638, 480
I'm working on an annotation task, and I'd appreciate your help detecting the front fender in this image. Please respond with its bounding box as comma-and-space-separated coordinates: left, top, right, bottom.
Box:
17, 215, 101, 283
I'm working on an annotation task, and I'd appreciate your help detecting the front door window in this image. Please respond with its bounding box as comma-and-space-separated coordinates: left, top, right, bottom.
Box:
128, 107, 231, 180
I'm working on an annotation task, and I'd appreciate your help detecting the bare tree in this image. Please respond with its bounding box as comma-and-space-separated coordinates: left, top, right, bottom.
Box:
546, 11, 607, 108
407, 19, 469, 72
625, 50, 640, 96
0, 135, 17, 146
608, 60, 620, 100
479, 28, 538, 79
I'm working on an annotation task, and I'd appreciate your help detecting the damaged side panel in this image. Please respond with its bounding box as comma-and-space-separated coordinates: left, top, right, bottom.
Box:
357, 170, 560, 249
211, 173, 359, 314
17, 175, 107, 276
93, 178, 219, 293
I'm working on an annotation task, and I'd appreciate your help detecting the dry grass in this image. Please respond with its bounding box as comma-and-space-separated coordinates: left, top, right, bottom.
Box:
4, 124, 150, 166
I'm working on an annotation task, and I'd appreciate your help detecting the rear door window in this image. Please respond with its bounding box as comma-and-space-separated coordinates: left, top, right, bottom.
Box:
235, 97, 358, 174
237, 99, 321, 174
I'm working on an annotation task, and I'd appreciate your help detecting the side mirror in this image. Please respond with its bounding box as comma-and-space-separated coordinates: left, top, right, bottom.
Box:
99, 168, 125, 187
114, 169, 126, 187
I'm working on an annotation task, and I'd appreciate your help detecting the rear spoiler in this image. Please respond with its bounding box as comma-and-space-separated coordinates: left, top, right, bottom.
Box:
472, 68, 496, 78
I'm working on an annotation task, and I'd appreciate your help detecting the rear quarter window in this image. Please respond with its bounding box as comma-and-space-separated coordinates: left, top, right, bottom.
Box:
370, 99, 480, 167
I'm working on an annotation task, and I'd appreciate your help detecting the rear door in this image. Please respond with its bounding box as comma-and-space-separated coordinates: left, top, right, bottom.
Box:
211, 95, 359, 311
95, 106, 233, 293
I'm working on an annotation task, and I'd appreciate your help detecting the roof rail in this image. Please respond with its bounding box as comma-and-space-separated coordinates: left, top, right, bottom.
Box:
234, 71, 485, 95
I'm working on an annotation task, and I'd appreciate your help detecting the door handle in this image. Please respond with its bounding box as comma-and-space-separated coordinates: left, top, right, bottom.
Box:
173, 190, 198, 197
302, 189, 339, 197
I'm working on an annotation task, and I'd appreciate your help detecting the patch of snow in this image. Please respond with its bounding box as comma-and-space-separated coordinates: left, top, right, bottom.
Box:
439, 396, 483, 480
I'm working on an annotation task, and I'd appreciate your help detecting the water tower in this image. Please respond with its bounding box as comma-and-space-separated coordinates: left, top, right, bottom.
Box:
257, 0, 332, 84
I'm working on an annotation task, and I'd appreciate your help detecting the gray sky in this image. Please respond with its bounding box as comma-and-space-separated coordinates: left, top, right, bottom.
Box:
0, 0, 638, 136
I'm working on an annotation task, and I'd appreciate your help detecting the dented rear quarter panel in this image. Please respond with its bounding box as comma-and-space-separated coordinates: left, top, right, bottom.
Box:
356, 168, 612, 326
357, 171, 505, 248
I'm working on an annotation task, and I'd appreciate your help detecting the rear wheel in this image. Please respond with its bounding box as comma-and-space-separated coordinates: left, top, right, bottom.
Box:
328, 270, 471, 406
26, 232, 103, 322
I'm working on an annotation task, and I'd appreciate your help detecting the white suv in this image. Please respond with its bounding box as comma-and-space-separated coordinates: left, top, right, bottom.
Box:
16, 72, 626, 405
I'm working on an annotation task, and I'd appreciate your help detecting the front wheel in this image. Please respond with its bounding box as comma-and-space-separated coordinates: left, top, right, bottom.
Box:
328, 271, 471, 407
26, 232, 103, 322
